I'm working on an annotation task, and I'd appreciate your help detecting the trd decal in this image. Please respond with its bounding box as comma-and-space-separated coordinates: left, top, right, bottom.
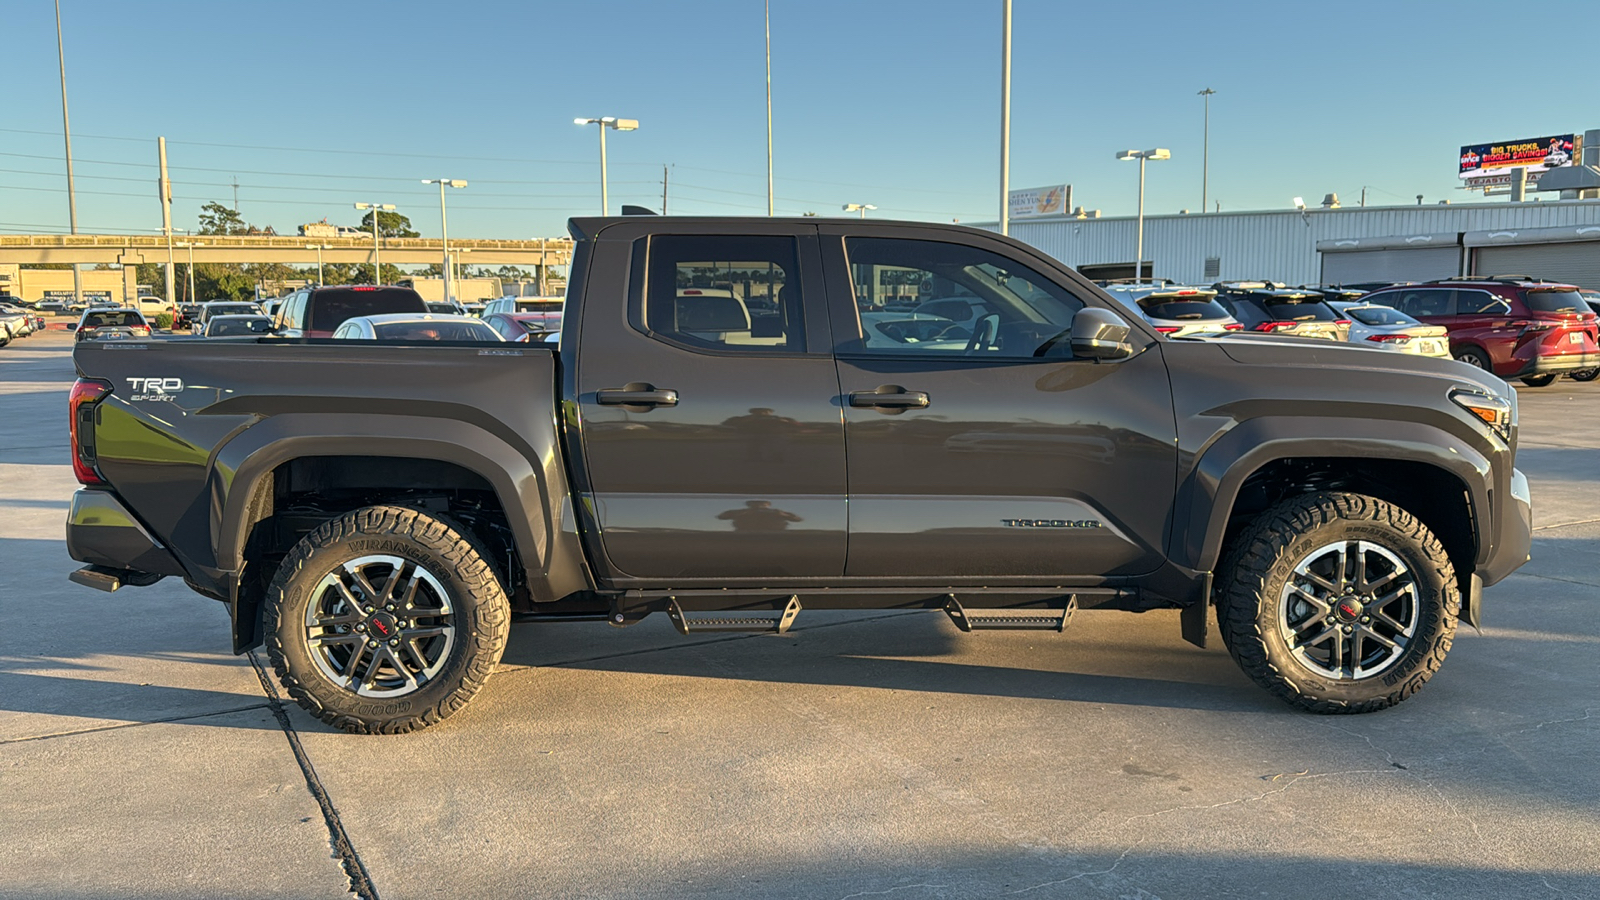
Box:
125, 377, 185, 402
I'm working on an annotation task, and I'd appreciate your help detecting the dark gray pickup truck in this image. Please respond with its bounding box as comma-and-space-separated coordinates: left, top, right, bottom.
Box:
66, 217, 1532, 733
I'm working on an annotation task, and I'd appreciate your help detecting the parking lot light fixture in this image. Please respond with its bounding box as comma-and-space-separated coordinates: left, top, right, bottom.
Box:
422, 179, 468, 303
842, 203, 877, 218
1116, 148, 1170, 282
575, 117, 639, 216
353, 202, 396, 284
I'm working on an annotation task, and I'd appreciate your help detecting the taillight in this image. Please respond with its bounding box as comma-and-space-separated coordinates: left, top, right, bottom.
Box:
1223, 322, 1244, 331
1334, 319, 1352, 326
70, 378, 113, 485
1366, 333, 1414, 343
1154, 326, 1180, 333
1254, 321, 1297, 332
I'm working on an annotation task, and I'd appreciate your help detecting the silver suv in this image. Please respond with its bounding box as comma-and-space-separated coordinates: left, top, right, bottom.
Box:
1102, 284, 1240, 337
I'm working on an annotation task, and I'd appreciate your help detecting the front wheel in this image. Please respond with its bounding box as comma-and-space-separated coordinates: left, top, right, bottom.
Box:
1218, 492, 1458, 714
1520, 374, 1557, 387
263, 505, 510, 734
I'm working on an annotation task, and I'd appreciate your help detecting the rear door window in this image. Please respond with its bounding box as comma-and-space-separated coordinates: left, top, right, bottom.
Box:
642, 235, 805, 353
1454, 290, 1509, 315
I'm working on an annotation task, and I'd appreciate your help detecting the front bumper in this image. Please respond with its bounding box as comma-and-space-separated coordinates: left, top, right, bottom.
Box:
66, 490, 187, 577
1479, 467, 1532, 587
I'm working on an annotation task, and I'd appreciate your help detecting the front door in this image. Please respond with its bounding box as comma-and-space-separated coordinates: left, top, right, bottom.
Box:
821, 227, 1177, 580
574, 228, 847, 582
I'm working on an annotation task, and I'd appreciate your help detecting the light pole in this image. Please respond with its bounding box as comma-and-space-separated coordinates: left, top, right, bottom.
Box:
305, 244, 330, 285
765, 0, 774, 216
1000, 0, 1012, 236
55, 0, 83, 308
1198, 88, 1215, 213
175, 240, 200, 303
353, 202, 395, 284
449, 248, 473, 303
1116, 148, 1171, 282
422, 179, 467, 303
842, 203, 876, 218
574, 117, 639, 215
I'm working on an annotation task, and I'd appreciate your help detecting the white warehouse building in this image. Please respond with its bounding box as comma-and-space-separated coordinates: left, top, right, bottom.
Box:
998, 198, 1600, 290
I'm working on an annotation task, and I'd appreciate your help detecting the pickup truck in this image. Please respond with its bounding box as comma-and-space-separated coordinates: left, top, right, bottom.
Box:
65, 216, 1533, 734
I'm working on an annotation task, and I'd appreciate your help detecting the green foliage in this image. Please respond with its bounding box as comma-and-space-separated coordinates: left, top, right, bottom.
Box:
358, 210, 419, 238
153, 313, 174, 330
198, 202, 249, 236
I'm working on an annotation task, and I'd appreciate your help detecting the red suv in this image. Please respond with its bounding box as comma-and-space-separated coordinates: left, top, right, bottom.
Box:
1363, 277, 1599, 386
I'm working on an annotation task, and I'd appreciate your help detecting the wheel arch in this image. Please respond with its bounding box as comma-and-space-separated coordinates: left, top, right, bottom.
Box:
213, 413, 593, 652
1175, 417, 1490, 619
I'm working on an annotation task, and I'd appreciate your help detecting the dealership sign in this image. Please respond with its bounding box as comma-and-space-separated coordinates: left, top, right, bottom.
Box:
1459, 134, 1578, 186
1008, 184, 1071, 220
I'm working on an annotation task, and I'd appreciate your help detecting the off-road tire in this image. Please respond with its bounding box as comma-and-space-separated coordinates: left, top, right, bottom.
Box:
262, 505, 510, 734
1571, 368, 1599, 382
1217, 492, 1458, 714
1519, 374, 1557, 388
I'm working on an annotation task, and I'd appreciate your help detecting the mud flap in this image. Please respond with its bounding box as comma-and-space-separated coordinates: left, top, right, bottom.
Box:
1180, 571, 1214, 648
1462, 572, 1482, 631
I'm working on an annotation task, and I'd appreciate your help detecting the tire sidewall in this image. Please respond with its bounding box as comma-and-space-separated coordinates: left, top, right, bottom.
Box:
268, 513, 501, 728
1251, 514, 1453, 703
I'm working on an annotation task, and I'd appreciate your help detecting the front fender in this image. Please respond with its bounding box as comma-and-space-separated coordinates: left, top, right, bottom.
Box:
1173, 416, 1491, 574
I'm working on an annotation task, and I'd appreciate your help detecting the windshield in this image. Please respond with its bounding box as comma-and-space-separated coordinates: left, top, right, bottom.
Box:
372, 320, 499, 341
515, 299, 563, 313
82, 310, 144, 328
1524, 290, 1589, 314
1137, 296, 1229, 321
1347, 306, 1415, 326
309, 288, 427, 332
1260, 297, 1339, 322
207, 317, 273, 336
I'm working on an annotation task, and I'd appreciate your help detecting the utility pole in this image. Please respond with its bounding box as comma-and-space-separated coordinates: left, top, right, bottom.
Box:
1198, 88, 1215, 214
232, 176, 239, 214
662, 164, 670, 214
55, 0, 83, 308
765, 0, 774, 216
159, 137, 175, 309
999, 0, 1012, 236
354, 202, 395, 283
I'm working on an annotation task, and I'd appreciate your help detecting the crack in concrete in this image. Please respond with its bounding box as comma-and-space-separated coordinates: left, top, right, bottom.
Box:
834, 883, 951, 900
0, 702, 272, 745
1533, 517, 1600, 531
247, 652, 379, 900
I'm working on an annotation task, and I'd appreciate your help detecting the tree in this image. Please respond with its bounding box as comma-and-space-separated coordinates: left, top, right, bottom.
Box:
358, 210, 419, 238
198, 201, 249, 236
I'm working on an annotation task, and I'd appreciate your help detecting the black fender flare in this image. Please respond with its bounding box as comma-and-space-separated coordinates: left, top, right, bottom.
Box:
1173, 416, 1491, 576
212, 413, 592, 621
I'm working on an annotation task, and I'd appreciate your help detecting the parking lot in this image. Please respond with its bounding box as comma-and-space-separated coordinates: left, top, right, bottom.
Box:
2, 327, 1597, 899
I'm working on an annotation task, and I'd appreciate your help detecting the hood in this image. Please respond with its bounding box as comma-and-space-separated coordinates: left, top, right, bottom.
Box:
1194, 330, 1508, 397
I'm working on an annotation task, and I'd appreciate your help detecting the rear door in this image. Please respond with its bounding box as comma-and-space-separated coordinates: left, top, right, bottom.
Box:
1445, 288, 1516, 368
573, 224, 847, 582
821, 225, 1177, 579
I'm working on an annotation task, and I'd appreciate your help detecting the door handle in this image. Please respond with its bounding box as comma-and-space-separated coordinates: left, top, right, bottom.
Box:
597, 386, 679, 407
848, 385, 930, 409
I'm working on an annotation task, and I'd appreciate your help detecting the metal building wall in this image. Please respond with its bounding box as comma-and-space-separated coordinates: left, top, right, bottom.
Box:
991, 199, 1600, 285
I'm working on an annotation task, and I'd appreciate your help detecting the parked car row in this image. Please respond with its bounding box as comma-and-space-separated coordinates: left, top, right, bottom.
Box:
0, 301, 47, 347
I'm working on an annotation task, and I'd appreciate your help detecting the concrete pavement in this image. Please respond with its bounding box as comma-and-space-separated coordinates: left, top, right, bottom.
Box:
2, 329, 1596, 899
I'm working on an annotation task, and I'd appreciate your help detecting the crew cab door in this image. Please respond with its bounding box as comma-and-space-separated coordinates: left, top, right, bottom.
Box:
820, 226, 1177, 579
572, 224, 846, 582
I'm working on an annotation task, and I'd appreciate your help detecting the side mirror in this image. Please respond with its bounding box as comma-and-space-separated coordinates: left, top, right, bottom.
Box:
1070, 307, 1135, 360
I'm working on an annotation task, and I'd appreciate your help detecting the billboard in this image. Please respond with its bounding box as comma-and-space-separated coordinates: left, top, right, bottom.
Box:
1459, 134, 1578, 186
1009, 184, 1071, 220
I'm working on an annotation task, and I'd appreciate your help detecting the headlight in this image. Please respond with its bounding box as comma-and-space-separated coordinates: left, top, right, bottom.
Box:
1450, 388, 1513, 443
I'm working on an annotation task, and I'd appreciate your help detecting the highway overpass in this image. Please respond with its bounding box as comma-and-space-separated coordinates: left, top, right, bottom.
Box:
0, 233, 573, 268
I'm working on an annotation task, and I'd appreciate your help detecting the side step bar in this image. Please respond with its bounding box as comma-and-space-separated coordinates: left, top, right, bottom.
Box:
667, 596, 802, 635
943, 594, 1075, 632
68, 564, 165, 593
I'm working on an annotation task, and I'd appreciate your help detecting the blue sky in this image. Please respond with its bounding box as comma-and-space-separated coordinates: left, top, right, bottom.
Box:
3, 0, 1592, 241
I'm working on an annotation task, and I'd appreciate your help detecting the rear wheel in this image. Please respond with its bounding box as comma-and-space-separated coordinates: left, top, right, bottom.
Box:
1569, 368, 1598, 382
1519, 374, 1557, 387
1218, 492, 1458, 714
1452, 347, 1492, 372
263, 505, 510, 734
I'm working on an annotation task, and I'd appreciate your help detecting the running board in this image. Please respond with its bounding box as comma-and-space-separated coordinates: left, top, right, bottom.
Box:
943, 594, 1075, 632
667, 596, 801, 635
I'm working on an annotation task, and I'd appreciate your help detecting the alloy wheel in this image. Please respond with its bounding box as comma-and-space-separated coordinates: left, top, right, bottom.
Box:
1276, 540, 1418, 680
302, 554, 457, 697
